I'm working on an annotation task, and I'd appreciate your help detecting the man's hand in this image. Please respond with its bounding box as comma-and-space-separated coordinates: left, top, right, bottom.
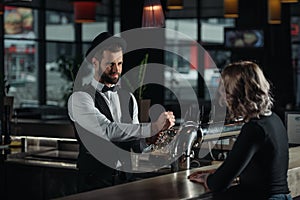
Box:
145, 131, 163, 145
151, 111, 175, 136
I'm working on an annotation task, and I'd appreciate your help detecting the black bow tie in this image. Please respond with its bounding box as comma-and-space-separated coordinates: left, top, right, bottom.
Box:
101, 85, 118, 93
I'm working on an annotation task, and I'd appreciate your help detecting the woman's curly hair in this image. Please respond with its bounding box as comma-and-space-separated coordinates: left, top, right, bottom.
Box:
220, 61, 273, 122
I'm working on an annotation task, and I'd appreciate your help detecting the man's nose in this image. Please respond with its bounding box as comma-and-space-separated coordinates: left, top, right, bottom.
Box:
110, 64, 118, 72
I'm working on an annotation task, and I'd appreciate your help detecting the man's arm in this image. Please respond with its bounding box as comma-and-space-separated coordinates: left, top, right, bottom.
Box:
68, 91, 175, 142
68, 91, 151, 141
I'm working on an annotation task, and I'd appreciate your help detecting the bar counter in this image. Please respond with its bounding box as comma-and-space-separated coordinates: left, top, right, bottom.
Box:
11, 118, 75, 138
56, 165, 214, 200
57, 146, 300, 200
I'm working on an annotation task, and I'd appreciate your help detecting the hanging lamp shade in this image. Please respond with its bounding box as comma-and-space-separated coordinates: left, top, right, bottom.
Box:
224, 0, 239, 18
281, 0, 298, 3
73, 1, 97, 23
167, 0, 183, 10
268, 0, 281, 24
142, 0, 165, 28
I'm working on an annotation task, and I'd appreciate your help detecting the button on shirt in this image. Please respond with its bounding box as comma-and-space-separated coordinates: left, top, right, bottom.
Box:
68, 79, 151, 141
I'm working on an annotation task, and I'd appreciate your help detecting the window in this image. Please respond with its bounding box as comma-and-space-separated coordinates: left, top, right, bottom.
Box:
164, 18, 234, 102
164, 19, 198, 102
46, 11, 74, 42
82, 18, 108, 42
201, 18, 235, 44
46, 42, 76, 107
45, 11, 76, 107
4, 6, 38, 108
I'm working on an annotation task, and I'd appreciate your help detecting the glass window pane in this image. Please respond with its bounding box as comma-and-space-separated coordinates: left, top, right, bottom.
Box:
5, 40, 38, 108
166, 19, 197, 40
46, 42, 77, 107
4, 6, 39, 108
205, 50, 231, 100
164, 44, 198, 101
164, 18, 235, 103
201, 18, 235, 44
82, 20, 108, 42
114, 19, 120, 34
207, 50, 231, 69
165, 19, 197, 102
46, 11, 74, 41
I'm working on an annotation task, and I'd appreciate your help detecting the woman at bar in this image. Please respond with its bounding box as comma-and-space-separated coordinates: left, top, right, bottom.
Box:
188, 61, 292, 200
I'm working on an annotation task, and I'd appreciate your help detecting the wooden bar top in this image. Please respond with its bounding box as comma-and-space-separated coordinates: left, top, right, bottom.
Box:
55, 165, 219, 200
56, 147, 300, 200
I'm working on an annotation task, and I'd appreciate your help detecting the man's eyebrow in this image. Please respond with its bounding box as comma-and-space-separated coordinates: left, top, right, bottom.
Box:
106, 61, 123, 65
106, 62, 116, 65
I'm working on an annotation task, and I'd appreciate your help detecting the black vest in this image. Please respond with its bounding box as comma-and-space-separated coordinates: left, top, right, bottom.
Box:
74, 84, 140, 181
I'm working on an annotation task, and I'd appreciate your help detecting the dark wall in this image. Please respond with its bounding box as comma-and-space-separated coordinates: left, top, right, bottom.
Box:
0, 9, 5, 145
120, 0, 165, 107
236, 0, 295, 119
4, 162, 78, 199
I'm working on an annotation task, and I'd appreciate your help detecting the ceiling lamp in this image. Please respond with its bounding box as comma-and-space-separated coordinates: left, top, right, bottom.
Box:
268, 0, 281, 24
142, 0, 165, 28
281, 0, 298, 3
73, 1, 98, 23
167, 0, 183, 10
224, 0, 239, 18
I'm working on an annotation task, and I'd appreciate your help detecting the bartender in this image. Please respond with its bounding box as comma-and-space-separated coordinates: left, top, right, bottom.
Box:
68, 32, 175, 192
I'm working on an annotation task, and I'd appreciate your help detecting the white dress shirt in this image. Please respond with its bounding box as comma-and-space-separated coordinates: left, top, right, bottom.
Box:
68, 79, 151, 142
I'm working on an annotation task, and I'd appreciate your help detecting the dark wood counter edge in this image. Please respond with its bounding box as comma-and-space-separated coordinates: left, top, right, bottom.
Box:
10, 118, 76, 138
5, 157, 77, 170
5, 147, 77, 170
55, 147, 300, 200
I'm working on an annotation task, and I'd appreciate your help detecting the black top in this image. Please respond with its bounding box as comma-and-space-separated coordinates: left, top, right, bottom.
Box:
207, 112, 290, 198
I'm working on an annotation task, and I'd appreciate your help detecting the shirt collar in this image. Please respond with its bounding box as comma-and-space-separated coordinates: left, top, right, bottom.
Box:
91, 78, 119, 92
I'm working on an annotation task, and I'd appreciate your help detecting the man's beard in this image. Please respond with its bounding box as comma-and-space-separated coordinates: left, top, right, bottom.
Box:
100, 71, 120, 84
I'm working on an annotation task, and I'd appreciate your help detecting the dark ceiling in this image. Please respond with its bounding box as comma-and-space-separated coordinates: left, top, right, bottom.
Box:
3, 0, 300, 19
